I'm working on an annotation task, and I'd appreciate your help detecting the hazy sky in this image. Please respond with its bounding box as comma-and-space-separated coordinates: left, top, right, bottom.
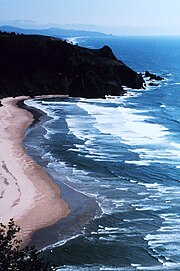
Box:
1, 0, 180, 35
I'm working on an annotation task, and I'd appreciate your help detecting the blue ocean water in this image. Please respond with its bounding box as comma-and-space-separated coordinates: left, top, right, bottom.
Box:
24, 36, 180, 270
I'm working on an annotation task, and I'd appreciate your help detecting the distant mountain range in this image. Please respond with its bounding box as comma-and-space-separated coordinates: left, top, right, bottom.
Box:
0, 25, 112, 39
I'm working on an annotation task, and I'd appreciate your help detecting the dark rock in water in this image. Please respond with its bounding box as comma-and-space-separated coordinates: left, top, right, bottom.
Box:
0, 101, 2, 107
0, 32, 145, 98
145, 70, 164, 81
149, 82, 159, 86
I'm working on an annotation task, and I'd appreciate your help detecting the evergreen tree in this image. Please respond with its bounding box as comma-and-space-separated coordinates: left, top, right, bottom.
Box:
0, 219, 54, 271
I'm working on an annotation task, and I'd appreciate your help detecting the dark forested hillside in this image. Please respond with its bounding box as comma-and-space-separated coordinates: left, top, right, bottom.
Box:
0, 31, 144, 98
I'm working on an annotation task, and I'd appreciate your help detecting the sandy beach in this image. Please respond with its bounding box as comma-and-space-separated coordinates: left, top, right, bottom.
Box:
0, 96, 70, 247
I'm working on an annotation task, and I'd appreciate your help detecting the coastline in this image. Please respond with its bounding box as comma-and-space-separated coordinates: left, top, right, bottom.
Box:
20, 95, 100, 250
0, 96, 70, 247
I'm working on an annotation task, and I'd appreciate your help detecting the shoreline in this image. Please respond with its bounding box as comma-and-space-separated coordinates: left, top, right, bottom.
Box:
0, 96, 70, 247
20, 95, 100, 250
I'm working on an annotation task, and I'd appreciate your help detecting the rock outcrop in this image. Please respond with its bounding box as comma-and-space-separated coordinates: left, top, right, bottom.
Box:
144, 71, 164, 81
0, 31, 145, 98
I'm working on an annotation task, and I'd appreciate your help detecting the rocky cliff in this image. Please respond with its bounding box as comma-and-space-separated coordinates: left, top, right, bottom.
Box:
0, 31, 145, 98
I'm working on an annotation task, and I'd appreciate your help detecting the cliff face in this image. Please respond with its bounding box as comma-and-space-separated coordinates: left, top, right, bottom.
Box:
0, 32, 144, 98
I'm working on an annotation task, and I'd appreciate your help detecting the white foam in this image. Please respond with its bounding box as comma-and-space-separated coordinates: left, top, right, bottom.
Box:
125, 144, 180, 165
157, 226, 180, 232
135, 206, 160, 211
66, 36, 86, 45
135, 266, 166, 270
163, 262, 180, 268
41, 233, 82, 251
131, 263, 141, 267
104, 227, 119, 231
76, 101, 173, 165
125, 160, 151, 166
26, 98, 180, 167
42, 151, 52, 159
160, 213, 178, 220
170, 142, 180, 149
129, 180, 137, 183
124, 218, 154, 222
138, 182, 160, 189
146, 233, 180, 244
99, 235, 117, 241
100, 267, 131, 271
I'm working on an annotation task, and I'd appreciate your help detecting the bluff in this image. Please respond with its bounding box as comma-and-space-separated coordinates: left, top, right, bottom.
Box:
0, 32, 145, 98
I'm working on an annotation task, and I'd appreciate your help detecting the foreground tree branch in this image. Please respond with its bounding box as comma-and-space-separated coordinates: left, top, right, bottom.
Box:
0, 219, 53, 271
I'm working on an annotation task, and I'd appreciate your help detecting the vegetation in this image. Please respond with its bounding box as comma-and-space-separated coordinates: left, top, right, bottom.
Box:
0, 30, 144, 99
0, 219, 54, 271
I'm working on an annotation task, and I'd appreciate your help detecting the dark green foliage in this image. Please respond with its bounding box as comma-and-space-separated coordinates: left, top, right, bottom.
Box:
0, 31, 144, 99
0, 219, 53, 271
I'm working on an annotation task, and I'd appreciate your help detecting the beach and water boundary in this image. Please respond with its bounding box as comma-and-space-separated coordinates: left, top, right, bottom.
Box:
0, 96, 99, 249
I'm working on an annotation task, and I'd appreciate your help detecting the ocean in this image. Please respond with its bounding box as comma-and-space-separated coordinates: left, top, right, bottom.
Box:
23, 36, 180, 270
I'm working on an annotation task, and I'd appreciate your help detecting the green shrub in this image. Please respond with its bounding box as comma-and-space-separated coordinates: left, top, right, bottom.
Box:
0, 219, 53, 271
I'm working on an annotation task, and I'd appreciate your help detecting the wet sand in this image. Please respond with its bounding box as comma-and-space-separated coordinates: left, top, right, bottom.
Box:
0, 96, 70, 247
